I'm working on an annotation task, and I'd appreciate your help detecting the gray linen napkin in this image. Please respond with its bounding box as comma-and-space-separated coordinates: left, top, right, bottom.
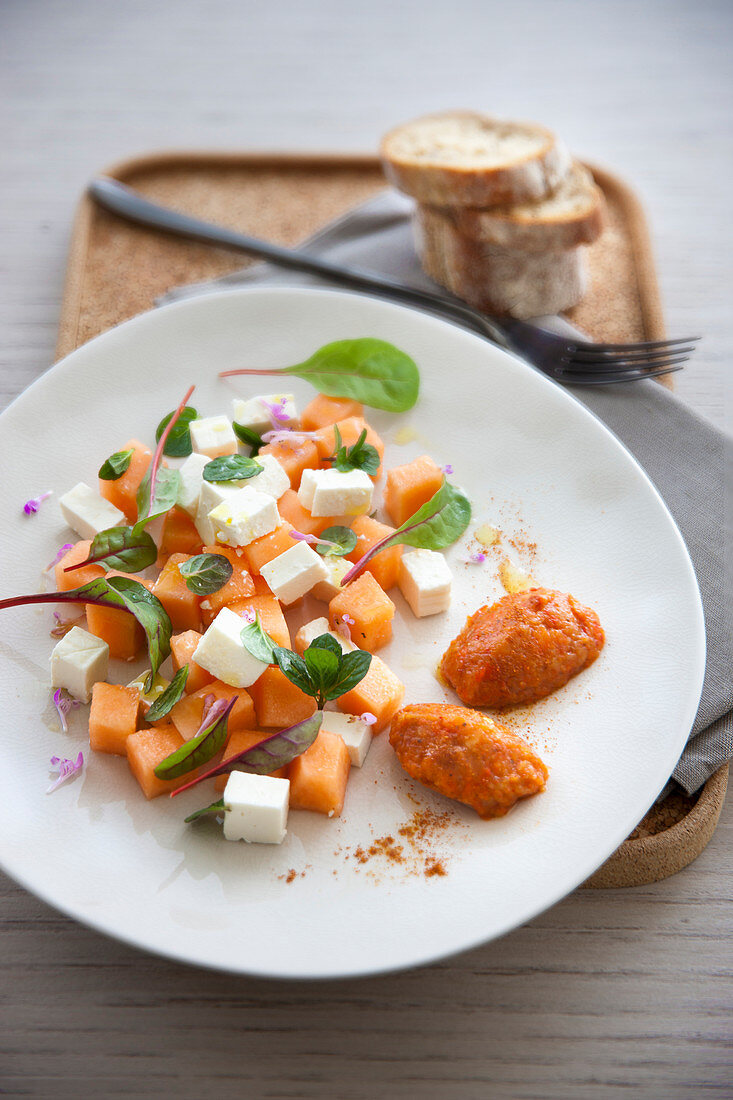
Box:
161, 192, 732, 796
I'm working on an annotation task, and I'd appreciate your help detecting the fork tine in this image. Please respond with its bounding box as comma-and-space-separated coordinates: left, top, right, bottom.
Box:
557, 363, 686, 386
568, 335, 700, 354
562, 354, 690, 374
567, 345, 696, 364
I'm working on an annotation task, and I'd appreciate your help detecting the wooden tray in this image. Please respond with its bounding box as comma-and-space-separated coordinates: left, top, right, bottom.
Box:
56, 150, 727, 885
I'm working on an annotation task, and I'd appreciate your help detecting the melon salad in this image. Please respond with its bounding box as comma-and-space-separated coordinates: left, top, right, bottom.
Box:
5, 339, 472, 844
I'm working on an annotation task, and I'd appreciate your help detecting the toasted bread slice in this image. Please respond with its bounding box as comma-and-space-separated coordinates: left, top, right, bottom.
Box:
381, 112, 571, 207
415, 204, 587, 319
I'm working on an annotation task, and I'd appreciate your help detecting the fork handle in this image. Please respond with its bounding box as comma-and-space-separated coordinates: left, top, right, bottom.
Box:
89, 177, 512, 350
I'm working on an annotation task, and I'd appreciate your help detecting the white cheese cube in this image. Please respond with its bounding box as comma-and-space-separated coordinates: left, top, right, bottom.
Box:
294, 617, 357, 655
398, 549, 452, 617
50, 626, 109, 703
247, 453, 290, 500
177, 452, 210, 518
59, 482, 126, 540
192, 607, 270, 687
232, 393, 298, 436
208, 487, 280, 548
311, 554, 351, 601
189, 416, 238, 459
195, 479, 244, 543
260, 542, 328, 605
223, 771, 290, 844
304, 469, 374, 517
319, 711, 372, 767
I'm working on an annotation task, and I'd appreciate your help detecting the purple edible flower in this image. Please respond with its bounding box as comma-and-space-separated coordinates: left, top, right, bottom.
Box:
46, 543, 75, 572
466, 550, 487, 565
47, 750, 84, 794
50, 611, 84, 638
52, 688, 81, 732
24, 490, 53, 516
259, 397, 291, 428
360, 712, 377, 726
289, 529, 341, 553
336, 613, 355, 643
442, 464, 454, 475
260, 428, 320, 446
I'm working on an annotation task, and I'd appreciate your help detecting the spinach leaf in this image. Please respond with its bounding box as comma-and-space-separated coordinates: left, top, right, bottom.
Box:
203, 455, 263, 483
220, 338, 420, 412
178, 553, 233, 595
98, 449, 134, 481
343, 478, 471, 584
155, 406, 198, 457
331, 427, 380, 476
184, 798, 226, 824
233, 422, 264, 455
315, 525, 358, 558
64, 524, 157, 575
240, 613, 277, 664
144, 666, 189, 723
154, 697, 234, 780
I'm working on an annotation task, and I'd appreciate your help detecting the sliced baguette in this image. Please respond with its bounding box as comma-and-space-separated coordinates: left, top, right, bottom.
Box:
441, 162, 605, 252
380, 111, 571, 207
415, 204, 587, 319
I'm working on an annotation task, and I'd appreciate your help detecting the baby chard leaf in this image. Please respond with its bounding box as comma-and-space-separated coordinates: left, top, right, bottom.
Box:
64, 524, 157, 575
184, 797, 226, 824
240, 613, 277, 665
144, 666, 189, 723
178, 553, 233, 596
155, 406, 198, 458
98, 449, 134, 481
136, 464, 181, 523
154, 697, 235, 780
203, 455, 263, 483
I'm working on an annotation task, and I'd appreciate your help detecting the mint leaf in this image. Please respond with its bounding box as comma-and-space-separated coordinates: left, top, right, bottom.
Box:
303, 644, 340, 699
178, 553, 233, 595
98, 449, 134, 481
316, 525, 358, 558
332, 428, 380, 476
240, 613, 277, 664
272, 647, 313, 697
323, 649, 372, 701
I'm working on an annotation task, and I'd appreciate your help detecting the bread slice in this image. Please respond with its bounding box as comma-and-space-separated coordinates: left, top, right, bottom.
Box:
381, 112, 571, 207
415, 204, 587, 319
441, 162, 604, 252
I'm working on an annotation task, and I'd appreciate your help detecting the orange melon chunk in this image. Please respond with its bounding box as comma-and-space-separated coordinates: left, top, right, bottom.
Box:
126, 723, 192, 799
214, 728, 288, 790
329, 572, 395, 652
288, 730, 350, 816
169, 680, 256, 741
259, 438, 319, 489
249, 666, 317, 729
89, 682, 141, 756
301, 394, 364, 432
159, 506, 204, 561
99, 438, 152, 522
151, 553, 202, 633
241, 523, 299, 576
337, 654, 405, 733
346, 515, 403, 591
227, 595, 291, 649
54, 540, 105, 596
170, 630, 215, 694
312, 417, 385, 478
383, 454, 443, 527
277, 489, 331, 538
199, 544, 255, 624
86, 596, 144, 661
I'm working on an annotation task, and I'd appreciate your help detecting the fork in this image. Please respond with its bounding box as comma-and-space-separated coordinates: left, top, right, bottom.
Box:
89, 177, 698, 385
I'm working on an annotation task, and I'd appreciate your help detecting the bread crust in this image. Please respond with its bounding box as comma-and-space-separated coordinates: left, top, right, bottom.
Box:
380, 111, 571, 207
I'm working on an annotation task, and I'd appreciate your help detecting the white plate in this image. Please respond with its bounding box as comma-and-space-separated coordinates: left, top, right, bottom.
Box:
0, 288, 704, 979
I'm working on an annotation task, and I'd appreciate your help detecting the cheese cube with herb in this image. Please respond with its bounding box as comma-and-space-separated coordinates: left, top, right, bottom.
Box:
232, 394, 298, 437
195, 479, 244, 544
319, 711, 373, 767
260, 541, 328, 605
189, 416, 238, 460
294, 617, 357, 655
311, 554, 351, 602
177, 452, 210, 517
192, 606, 270, 688
59, 482, 126, 540
50, 625, 109, 703
222, 770, 290, 844
247, 453, 290, 500
398, 549, 452, 617
208, 487, 280, 548
298, 468, 373, 517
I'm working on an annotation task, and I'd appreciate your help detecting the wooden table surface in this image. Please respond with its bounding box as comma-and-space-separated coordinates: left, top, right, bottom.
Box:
1, 1, 731, 1096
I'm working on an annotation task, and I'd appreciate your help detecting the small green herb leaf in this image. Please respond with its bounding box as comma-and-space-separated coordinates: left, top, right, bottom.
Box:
315, 525, 358, 558
303, 644, 340, 699
240, 613, 277, 665
154, 697, 234, 780
324, 649, 372, 701
272, 647, 313, 697
233, 422, 264, 455
145, 666, 189, 723
65, 524, 157, 575
307, 633, 343, 658
332, 428, 380, 476
203, 455, 263, 483
184, 798, 226, 824
178, 553, 233, 596
136, 464, 181, 523
98, 449, 134, 481
156, 406, 198, 457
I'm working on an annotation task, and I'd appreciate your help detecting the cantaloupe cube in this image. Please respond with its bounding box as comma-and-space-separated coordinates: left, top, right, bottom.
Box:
169, 680, 257, 741
383, 454, 443, 527
337, 654, 405, 733
277, 489, 331, 538
312, 417, 385, 478
54, 539, 105, 595
227, 595, 291, 649
99, 438, 152, 522
248, 666, 317, 728
288, 730, 350, 816
89, 682, 141, 756
86, 599, 144, 661
159, 506, 204, 561
151, 553, 202, 632
214, 728, 288, 790
170, 630, 215, 694
329, 572, 395, 652
301, 395, 364, 432
241, 523, 299, 575
126, 723, 192, 799
346, 515, 403, 591
258, 438, 319, 489
198, 544, 255, 625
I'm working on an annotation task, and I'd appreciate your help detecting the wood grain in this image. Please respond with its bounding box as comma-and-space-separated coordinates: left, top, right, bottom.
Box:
0, 0, 731, 1096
